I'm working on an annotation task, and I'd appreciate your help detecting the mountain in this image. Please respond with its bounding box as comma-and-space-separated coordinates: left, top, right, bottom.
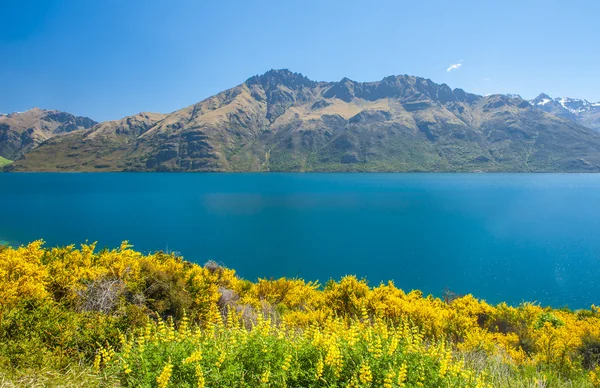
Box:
0, 108, 97, 161
7, 70, 600, 172
12, 112, 166, 171
530, 93, 600, 131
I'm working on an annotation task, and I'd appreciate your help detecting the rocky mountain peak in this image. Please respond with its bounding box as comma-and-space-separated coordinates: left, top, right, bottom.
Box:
246, 69, 316, 91
534, 93, 552, 100
323, 77, 358, 102
323, 74, 485, 105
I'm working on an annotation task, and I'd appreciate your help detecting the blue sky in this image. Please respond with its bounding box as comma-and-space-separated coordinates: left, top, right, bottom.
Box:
1, 0, 598, 121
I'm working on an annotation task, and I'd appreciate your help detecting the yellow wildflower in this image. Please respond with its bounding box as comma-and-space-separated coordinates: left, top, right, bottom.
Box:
156, 362, 173, 388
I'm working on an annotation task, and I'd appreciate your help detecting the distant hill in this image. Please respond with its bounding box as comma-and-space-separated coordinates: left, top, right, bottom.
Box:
7, 70, 600, 172
9, 112, 166, 171
530, 93, 600, 131
0, 108, 97, 161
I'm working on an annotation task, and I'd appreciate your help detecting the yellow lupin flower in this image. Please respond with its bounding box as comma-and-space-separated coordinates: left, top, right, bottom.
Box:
590, 366, 600, 387
183, 349, 203, 365
371, 335, 383, 359
157, 317, 167, 337
450, 358, 465, 377
439, 346, 452, 378
92, 353, 101, 371
119, 333, 127, 346
178, 311, 190, 339
315, 357, 324, 380
281, 354, 293, 371
358, 362, 372, 384
195, 364, 205, 388
387, 333, 399, 355
324, 337, 343, 376
143, 322, 153, 342
397, 362, 408, 386
347, 376, 360, 388
156, 361, 173, 388
215, 349, 226, 368
228, 333, 238, 348
384, 369, 395, 388
166, 317, 176, 342
347, 324, 359, 347
416, 360, 426, 387
260, 369, 270, 384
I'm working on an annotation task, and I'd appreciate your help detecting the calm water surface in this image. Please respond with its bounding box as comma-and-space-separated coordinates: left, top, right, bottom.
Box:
1, 173, 599, 309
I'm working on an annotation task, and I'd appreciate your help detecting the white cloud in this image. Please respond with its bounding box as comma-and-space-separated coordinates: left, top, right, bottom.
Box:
447, 63, 462, 72
483, 78, 491, 81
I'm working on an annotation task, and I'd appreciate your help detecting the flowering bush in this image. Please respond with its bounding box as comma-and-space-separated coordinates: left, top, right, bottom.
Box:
1, 241, 599, 386
97, 314, 491, 388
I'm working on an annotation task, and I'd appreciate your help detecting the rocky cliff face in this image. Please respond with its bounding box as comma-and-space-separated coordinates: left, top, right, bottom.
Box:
8, 70, 600, 172
0, 108, 97, 160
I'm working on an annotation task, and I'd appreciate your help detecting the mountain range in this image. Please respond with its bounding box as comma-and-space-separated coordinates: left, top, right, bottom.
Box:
0, 108, 96, 162
4, 69, 600, 172
529, 94, 600, 131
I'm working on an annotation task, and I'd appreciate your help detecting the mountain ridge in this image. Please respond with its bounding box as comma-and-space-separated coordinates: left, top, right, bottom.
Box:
6, 69, 600, 172
529, 93, 600, 131
0, 108, 97, 161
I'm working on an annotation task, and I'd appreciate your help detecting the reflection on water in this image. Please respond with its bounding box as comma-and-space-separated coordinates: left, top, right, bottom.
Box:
1, 173, 600, 309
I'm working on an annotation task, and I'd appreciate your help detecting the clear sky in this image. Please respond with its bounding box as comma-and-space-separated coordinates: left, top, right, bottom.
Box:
1, 0, 598, 121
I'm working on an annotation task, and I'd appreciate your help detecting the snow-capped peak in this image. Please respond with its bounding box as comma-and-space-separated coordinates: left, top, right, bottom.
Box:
530, 93, 554, 106
559, 97, 591, 114
530, 93, 600, 114
537, 98, 552, 106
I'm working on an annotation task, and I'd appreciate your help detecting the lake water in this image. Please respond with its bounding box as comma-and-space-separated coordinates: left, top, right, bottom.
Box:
1, 173, 599, 309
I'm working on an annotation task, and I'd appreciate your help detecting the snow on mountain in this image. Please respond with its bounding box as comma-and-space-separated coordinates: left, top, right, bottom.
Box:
537, 98, 551, 106
530, 94, 600, 114
529, 93, 600, 131
558, 97, 591, 114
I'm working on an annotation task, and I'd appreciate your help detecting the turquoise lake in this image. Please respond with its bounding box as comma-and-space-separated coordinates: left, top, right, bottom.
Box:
1, 173, 599, 309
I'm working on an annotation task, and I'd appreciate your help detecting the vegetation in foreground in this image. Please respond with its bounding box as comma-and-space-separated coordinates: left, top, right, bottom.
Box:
1, 241, 600, 387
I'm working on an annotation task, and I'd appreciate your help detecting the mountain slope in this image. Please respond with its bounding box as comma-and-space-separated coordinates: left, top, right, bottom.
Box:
8, 70, 600, 172
11, 112, 166, 171
530, 93, 600, 131
0, 108, 97, 160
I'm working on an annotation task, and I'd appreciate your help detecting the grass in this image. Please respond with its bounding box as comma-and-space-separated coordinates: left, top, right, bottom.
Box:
0, 156, 13, 168
0, 367, 109, 388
